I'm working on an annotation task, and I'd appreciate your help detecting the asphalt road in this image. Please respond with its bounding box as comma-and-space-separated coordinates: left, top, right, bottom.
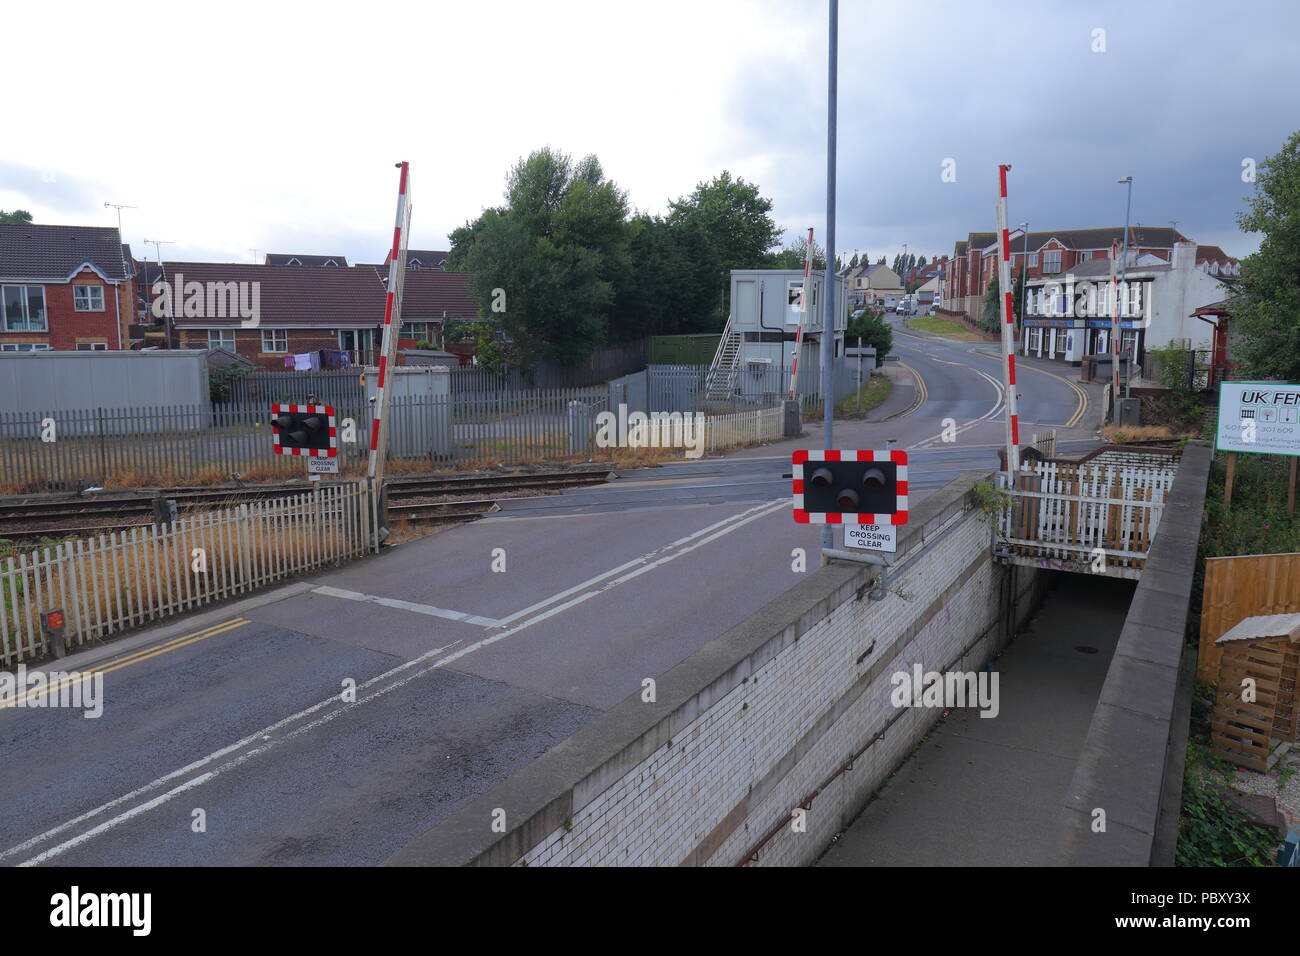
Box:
0, 323, 1104, 866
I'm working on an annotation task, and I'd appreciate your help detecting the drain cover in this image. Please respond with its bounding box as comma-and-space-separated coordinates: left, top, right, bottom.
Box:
1075, 645, 1099, 655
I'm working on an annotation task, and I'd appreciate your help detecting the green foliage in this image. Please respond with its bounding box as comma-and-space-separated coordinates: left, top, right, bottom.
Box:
443, 318, 507, 373
847, 308, 893, 360
979, 273, 1002, 333
1177, 737, 1279, 867
447, 148, 632, 366
208, 364, 249, 403
769, 235, 826, 271
971, 479, 1011, 524
1202, 441, 1300, 557
1146, 340, 1203, 425
666, 171, 783, 330
1224, 130, 1300, 382
0, 209, 33, 225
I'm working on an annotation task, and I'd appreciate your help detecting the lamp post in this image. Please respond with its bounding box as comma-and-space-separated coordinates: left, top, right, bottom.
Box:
1117, 176, 1133, 397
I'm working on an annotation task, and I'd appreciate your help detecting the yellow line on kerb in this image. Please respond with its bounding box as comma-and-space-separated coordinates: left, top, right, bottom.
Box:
1, 618, 250, 709
896, 361, 927, 417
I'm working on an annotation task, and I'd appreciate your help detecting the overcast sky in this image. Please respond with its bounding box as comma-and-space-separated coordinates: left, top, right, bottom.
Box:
3, 0, 1293, 267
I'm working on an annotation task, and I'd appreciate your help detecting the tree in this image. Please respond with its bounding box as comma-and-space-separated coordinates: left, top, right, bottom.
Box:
979, 273, 1002, 334
0, 209, 33, 225
611, 214, 698, 339
917, 255, 927, 268
666, 171, 782, 329
769, 235, 826, 271
847, 308, 893, 361
1225, 130, 1300, 381
447, 148, 632, 366
849, 252, 860, 268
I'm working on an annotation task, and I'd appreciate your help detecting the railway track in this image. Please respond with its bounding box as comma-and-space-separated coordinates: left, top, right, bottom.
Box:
0, 467, 614, 542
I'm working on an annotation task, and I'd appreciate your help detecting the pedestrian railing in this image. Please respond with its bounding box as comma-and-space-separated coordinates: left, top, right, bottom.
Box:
0, 482, 372, 665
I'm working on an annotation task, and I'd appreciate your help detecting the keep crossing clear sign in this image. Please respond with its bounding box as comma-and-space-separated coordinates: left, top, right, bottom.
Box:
1216, 382, 1300, 457
845, 524, 897, 553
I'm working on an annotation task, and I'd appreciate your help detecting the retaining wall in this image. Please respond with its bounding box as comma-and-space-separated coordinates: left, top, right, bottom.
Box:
387, 471, 1049, 867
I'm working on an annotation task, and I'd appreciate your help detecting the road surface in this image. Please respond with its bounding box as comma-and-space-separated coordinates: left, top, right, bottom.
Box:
0, 324, 1104, 865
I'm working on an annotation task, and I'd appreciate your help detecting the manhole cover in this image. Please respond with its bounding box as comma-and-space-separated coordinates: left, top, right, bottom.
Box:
1075, 645, 1099, 655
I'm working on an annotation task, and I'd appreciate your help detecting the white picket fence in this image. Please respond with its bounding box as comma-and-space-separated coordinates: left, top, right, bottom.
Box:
999, 457, 1179, 577
0, 483, 373, 665
703, 406, 784, 455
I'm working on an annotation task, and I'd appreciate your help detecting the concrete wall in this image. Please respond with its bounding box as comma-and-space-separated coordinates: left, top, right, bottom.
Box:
1057, 444, 1212, 865
387, 472, 1049, 867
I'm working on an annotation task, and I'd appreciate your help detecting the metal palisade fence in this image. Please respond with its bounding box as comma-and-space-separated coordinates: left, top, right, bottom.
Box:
0, 388, 607, 490
0, 483, 372, 665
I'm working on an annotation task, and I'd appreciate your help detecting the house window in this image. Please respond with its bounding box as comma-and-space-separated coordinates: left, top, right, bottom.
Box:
1042, 250, 1062, 274
74, 285, 106, 311
261, 329, 287, 353
1127, 282, 1143, 317
1028, 252, 1038, 267
207, 329, 236, 351
1029, 327, 1043, 351
2, 285, 47, 331
400, 322, 430, 340
1, 343, 52, 351
76, 342, 108, 350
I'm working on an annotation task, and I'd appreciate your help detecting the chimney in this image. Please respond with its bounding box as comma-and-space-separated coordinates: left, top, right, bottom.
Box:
1171, 239, 1197, 272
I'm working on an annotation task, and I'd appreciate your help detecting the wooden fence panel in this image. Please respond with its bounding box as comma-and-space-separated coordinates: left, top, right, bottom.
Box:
1198, 552, 1300, 690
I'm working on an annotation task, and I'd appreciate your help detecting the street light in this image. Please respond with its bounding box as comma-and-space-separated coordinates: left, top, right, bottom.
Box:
1117, 177, 1133, 397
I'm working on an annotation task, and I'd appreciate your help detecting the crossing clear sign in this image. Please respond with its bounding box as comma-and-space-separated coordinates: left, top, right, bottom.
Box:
1216, 382, 1300, 457
845, 524, 897, 553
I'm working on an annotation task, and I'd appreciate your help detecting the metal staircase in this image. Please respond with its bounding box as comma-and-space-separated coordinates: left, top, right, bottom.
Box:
705, 316, 742, 401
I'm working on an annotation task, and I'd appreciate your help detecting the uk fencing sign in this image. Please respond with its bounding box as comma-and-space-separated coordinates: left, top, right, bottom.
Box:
1216, 382, 1300, 456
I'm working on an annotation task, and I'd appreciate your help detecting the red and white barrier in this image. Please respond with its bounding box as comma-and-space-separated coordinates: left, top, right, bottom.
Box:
995, 165, 1021, 475
367, 162, 412, 482
787, 227, 815, 400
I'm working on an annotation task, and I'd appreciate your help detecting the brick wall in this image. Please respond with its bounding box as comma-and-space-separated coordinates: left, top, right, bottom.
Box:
387, 473, 1050, 867
177, 328, 344, 368
0, 269, 134, 350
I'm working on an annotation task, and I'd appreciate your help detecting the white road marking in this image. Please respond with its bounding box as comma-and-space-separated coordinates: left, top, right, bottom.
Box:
311, 586, 503, 628
910, 364, 1006, 449
5, 497, 791, 865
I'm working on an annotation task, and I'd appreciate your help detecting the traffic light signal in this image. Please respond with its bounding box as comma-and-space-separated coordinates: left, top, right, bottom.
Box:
792, 449, 908, 524
271, 403, 338, 457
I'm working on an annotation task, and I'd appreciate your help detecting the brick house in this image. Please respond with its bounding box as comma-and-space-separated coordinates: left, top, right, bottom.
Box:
156, 261, 479, 368
938, 226, 1230, 320
264, 253, 349, 267
0, 223, 136, 351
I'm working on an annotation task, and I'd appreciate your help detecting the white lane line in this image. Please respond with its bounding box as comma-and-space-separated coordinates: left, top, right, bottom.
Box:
910, 365, 1005, 449
0, 635, 463, 866
7, 497, 791, 865
311, 586, 503, 628
494, 498, 784, 626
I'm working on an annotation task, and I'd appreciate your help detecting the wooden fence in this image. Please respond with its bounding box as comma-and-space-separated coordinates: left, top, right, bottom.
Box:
0, 482, 372, 665
1198, 552, 1300, 688
998, 458, 1178, 577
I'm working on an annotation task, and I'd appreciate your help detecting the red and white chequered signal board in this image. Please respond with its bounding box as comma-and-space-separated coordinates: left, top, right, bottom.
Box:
271, 403, 338, 457
792, 449, 908, 525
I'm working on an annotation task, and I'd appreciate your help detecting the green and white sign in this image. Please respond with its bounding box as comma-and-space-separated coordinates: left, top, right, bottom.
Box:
1215, 381, 1300, 456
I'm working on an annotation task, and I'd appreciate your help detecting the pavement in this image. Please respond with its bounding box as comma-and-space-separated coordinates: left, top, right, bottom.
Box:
817, 572, 1136, 867
0, 323, 1110, 866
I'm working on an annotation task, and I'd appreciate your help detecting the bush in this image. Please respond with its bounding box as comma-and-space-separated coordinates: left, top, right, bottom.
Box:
846, 308, 893, 362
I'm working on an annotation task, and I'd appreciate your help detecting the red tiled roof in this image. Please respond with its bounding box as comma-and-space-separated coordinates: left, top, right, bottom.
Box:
159, 261, 480, 328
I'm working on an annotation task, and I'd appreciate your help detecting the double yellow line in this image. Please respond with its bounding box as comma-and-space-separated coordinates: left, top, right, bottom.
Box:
1, 618, 249, 710
896, 361, 927, 418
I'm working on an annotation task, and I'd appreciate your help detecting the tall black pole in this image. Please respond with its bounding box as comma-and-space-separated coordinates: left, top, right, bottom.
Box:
819, 0, 838, 550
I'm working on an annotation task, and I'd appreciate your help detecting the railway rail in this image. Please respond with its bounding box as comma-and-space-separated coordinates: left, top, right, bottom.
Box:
0, 467, 614, 542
